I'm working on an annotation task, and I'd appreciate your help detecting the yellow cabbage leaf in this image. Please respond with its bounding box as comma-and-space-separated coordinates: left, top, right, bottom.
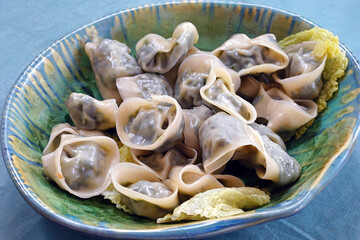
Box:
102, 146, 134, 213
102, 184, 133, 214
157, 187, 270, 223
279, 27, 348, 139
119, 145, 134, 163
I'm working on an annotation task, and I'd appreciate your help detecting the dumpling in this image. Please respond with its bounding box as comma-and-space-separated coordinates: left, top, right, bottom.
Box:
111, 162, 179, 219
249, 122, 286, 151
43, 123, 104, 155
212, 34, 289, 76
253, 85, 318, 137
200, 67, 257, 124
163, 46, 202, 88
116, 95, 184, 152
136, 22, 199, 74
116, 73, 173, 100
65, 92, 118, 130
41, 134, 120, 198
183, 105, 214, 153
169, 164, 244, 198
130, 143, 197, 179
85, 39, 142, 104
236, 75, 281, 101
273, 41, 327, 99
199, 112, 300, 186
174, 53, 240, 109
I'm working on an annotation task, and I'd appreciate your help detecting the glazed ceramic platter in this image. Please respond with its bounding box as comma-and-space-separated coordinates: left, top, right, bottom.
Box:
2, 1, 360, 239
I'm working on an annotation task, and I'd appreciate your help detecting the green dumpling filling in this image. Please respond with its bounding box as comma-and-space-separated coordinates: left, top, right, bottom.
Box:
279, 27, 348, 140
157, 187, 270, 223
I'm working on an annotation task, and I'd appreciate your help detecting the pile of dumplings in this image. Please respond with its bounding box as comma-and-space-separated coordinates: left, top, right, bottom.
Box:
42, 22, 328, 221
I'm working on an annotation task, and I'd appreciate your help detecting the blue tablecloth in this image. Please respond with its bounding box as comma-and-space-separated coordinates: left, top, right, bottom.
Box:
1, 0, 359, 239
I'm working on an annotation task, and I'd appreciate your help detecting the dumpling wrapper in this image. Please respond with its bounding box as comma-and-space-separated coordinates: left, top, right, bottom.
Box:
43, 123, 104, 155
273, 41, 326, 100
200, 67, 257, 124
174, 53, 240, 109
157, 187, 270, 223
116, 95, 184, 152
131, 143, 197, 180
200, 112, 300, 186
136, 22, 199, 74
116, 73, 173, 100
183, 105, 214, 153
249, 122, 286, 151
65, 92, 118, 130
85, 39, 142, 104
111, 162, 179, 219
212, 34, 289, 76
253, 85, 318, 137
169, 164, 244, 198
42, 134, 121, 198
278, 27, 348, 139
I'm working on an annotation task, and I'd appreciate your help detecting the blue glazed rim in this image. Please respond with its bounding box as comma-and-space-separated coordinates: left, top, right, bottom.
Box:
2, 1, 360, 239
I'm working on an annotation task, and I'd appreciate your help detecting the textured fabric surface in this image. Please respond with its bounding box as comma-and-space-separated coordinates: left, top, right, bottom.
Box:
1, 0, 359, 239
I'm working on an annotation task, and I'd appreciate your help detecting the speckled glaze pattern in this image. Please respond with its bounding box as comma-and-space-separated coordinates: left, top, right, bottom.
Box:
2, 1, 360, 239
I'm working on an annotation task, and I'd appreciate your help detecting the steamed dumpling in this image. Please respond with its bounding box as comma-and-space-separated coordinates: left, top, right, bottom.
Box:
212, 34, 289, 76
136, 22, 199, 74
249, 122, 286, 151
253, 85, 318, 137
273, 41, 327, 99
116, 95, 184, 152
199, 112, 300, 186
183, 105, 214, 152
85, 39, 142, 103
41, 134, 120, 198
169, 164, 244, 198
200, 67, 257, 124
43, 123, 104, 155
111, 162, 179, 219
236, 75, 281, 101
65, 92, 118, 130
131, 143, 197, 180
174, 53, 240, 109
116, 73, 173, 100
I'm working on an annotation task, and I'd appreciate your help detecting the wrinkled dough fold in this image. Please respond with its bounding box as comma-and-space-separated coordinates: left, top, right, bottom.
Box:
65, 93, 118, 130
136, 22, 199, 74
174, 53, 240, 108
116, 95, 184, 152
42, 135, 120, 198
116, 73, 173, 100
85, 39, 142, 104
169, 164, 244, 197
273, 41, 326, 99
43, 123, 104, 155
253, 85, 318, 136
130, 143, 197, 180
199, 112, 300, 186
111, 162, 179, 219
200, 67, 257, 124
183, 105, 214, 153
212, 34, 289, 76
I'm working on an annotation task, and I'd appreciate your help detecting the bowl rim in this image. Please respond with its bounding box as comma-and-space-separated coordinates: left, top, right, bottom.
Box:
2, 1, 360, 239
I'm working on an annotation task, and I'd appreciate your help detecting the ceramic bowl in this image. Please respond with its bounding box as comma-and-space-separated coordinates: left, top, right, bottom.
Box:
2, 1, 360, 239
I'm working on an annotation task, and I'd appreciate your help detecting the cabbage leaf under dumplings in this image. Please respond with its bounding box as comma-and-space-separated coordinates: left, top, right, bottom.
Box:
279, 27, 348, 139
157, 187, 270, 223
102, 146, 134, 213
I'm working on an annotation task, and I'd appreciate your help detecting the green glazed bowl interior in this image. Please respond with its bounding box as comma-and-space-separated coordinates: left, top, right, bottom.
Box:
2, 1, 360, 239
